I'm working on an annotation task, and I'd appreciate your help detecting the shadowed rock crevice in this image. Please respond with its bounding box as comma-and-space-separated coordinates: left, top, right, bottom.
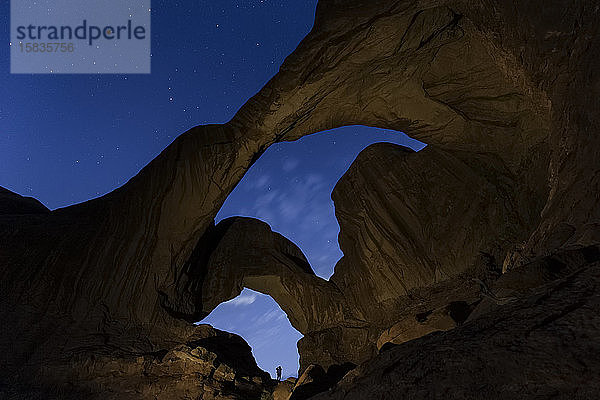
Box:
158, 218, 238, 323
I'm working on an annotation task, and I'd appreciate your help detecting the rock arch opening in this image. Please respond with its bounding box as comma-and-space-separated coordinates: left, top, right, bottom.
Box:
216, 125, 426, 279
197, 125, 426, 375
200, 288, 302, 379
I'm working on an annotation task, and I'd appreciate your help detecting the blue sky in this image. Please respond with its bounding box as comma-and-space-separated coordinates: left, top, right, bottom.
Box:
0, 0, 320, 207
1, 0, 424, 378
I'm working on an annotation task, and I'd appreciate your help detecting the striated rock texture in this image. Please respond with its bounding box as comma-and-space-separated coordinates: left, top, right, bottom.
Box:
296, 138, 541, 370
331, 143, 535, 304
1, 0, 600, 397
311, 251, 600, 400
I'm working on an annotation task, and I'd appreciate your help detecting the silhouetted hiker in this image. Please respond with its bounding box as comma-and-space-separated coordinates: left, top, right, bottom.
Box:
276, 365, 282, 381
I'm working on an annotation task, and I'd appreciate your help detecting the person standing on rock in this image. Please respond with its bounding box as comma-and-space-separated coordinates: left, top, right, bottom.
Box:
276, 365, 282, 381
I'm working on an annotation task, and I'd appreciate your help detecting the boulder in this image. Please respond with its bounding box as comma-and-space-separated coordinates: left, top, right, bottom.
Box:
288, 363, 355, 400
272, 378, 296, 400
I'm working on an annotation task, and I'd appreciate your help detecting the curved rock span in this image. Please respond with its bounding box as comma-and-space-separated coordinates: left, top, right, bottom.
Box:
1, 0, 599, 398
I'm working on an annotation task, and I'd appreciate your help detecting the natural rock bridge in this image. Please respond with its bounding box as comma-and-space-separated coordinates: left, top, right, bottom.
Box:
1, 0, 599, 398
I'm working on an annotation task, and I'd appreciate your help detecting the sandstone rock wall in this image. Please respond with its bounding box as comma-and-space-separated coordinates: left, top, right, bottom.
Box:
330, 143, 537, 313
311, 252, 600, 400
0, 324, 274, 400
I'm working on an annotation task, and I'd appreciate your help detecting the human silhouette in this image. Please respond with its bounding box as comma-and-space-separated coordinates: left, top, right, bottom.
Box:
276, 365, 282, 381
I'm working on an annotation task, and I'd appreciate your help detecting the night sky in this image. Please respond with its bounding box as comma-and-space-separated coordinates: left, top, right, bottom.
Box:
1, 0, 424, 378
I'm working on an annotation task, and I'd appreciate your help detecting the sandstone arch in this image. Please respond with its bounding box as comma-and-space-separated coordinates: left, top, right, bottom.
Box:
1, 0, 599, 397
159, 216, 354, 335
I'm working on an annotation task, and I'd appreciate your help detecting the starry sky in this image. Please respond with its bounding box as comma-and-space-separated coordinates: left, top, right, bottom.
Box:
1, 0, 424, 378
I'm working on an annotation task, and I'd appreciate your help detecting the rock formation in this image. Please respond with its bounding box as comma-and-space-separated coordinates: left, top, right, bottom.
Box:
311, 249, 600, 400
161, 217, 352, 335
0, 186, 50, 215
285, 363, 355, 400
0, 324, 274, 400
297, 141, 537, 369
331, 143, 533, 304
1, 0, 599, 398
272, 378, 296, 400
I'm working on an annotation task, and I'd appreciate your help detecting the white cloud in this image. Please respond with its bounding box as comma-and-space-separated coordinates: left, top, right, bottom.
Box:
305, 173, 324, 187
224, 291, 258, 307
255, 189, 279, 209
282, 158, 299, 172
278, 199, 302, 221
252, 307, 287, 325
255, 174, 269, 188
